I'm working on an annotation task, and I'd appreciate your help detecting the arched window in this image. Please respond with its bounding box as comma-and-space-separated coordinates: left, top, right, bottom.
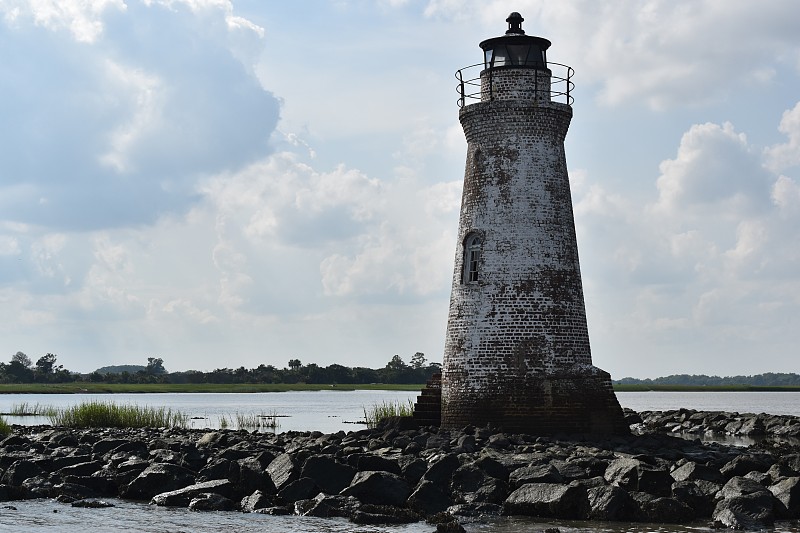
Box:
463, 233, 482, 284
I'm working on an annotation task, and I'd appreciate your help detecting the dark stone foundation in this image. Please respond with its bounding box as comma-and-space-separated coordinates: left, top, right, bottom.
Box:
438, 367, 628, 436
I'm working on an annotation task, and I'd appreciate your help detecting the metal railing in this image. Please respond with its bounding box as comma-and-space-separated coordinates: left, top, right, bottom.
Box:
455, 61, 574, 107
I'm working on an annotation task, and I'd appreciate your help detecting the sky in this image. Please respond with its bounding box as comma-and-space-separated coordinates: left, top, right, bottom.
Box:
1, 0, 800, 378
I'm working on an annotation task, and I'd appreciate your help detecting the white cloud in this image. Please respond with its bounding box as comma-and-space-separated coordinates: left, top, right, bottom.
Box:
653, 122, 772, 217
422, 0, 800, 110
0, 0, 278, 230
766, 101, 800, 172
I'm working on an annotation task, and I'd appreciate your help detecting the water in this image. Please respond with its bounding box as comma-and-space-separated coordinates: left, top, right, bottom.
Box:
0, 389, 421, 433
1, 499, 798, 532
2, 390, 800, 532
616, 391, 800, 416
4, 390, 800, 432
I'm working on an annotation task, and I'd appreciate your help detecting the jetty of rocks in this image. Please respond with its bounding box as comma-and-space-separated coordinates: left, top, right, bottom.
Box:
1, 409, 799, 531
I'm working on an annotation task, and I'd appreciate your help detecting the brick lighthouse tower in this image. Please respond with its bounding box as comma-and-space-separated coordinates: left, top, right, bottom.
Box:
440, 13, 627, 435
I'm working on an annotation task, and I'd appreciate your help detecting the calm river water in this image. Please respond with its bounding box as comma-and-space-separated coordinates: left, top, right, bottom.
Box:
1, 390, 799, 532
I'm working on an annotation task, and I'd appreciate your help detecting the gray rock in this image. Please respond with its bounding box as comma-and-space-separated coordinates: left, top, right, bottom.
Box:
422, 454, 460, 486
670, 461, 723, 484
301, 455, 355, 494
341, 471, 411, 507
240, 489, 274, 513
277, 477, 318, 503
769, 476, 800, 518
56, 460, 104, 478
509, 464, 563, 486
121, 462, 195, 501
188, 492, 237, 511
151, 479, 233, 507
713, 492, 775, 530
298, 493, 359, 518
720, 455, 772, 479
671, 480, 717, 517
71, 499, 114, 508
638, 496, 695, 523
503, 482, 589, 519
713, 476, 777, 530
1, 460, 44, 487
267, 453, 298, 490
586, 485, 634, 521
407, 480, 452, 515
238, 457, 276, 495
350, 504, 421, 524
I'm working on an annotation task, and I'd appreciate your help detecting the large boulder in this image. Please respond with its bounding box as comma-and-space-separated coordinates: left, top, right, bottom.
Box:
1, 460, 44, 487
586, 485, 634, 521
407, 480, 452, 515
188, 492, 237, 511
240, 489, 274, 513
422, 454, 460, 486
120, 463, 195, 501
637, 495, 695, 523
720, 455, 772, 480
237, 457, 276, 496
604, 458, 672, 496
713, 476, 777, 530
151, 479, 234, 507
267, 453, 299, 491
671, 480, 719, 517
296, 493, 359, 518
503, 482, 589, 519
300, 455, 355, 495
670, 461, 724, 484
769, 476, 800, 518
277, 477, 319, 503
509, 464, 562, 487
341, 471, 412, 507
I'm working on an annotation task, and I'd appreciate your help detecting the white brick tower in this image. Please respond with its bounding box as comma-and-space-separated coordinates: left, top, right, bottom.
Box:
440, 13, 627, 435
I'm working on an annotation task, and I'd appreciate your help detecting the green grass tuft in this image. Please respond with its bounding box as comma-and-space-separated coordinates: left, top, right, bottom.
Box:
49, 401, 188, 429
0, 416, 10, 436
363, 399, 414, 429
2, 402, 59, 417
234, 412, 279, 430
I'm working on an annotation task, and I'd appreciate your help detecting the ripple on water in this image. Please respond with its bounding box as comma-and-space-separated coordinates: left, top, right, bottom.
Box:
3, 500, 800, 533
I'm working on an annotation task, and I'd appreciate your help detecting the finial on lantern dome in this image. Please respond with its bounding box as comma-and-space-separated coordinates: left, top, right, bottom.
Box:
505, 12, 525, 35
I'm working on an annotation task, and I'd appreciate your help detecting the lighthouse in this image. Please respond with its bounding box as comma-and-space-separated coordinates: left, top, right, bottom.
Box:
440, 13, 627, 435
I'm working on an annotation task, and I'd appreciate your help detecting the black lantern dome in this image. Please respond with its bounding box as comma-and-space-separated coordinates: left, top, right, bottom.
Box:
479, 12, 550, 70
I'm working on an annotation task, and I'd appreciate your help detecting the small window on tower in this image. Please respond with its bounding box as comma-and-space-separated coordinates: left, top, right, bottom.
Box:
463, 233, 482, 284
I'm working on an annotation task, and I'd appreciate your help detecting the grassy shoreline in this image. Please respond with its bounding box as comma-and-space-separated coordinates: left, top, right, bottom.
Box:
1, 382, 800, 394
0, 383, 426, 394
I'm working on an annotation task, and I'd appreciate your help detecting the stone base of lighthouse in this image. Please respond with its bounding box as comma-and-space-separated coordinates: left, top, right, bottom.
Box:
440, 364, 628, 436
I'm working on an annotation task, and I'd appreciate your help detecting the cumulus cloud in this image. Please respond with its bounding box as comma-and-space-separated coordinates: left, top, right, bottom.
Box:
575, 108, 800, 375
653, 122, 773, 217
423, 0, 800, 110
766, 101, 800, 172
0, 0, 279, 231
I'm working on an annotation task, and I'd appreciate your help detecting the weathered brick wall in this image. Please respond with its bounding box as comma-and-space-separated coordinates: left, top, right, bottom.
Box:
440, 67, 627, 435
480, 68, 553, 103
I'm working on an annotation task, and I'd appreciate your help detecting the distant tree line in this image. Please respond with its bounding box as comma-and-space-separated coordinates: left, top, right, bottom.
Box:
0, 351, 441, 385
614, 373, 800, 386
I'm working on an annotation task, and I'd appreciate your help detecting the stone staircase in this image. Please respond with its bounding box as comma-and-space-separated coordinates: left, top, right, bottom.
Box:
412, 373, 441, 427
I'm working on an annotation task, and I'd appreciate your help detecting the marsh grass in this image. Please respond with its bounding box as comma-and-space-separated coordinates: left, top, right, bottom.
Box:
49, 401, 188, 429
2, 402, 59, 417
363, 399, 415, 429
234, 411, 279, 430
0, 416, 10, 436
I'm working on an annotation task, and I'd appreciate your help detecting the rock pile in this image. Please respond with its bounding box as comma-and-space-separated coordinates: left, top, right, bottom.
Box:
632, 408, 800, 440
0, 411, 799, 531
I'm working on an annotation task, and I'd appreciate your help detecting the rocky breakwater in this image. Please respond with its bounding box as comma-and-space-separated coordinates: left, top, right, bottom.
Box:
0, 412, 800, 531
632, 408, 800, 441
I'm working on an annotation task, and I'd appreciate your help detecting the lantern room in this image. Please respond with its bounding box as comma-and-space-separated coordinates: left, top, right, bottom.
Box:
479, 12, 550, 71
